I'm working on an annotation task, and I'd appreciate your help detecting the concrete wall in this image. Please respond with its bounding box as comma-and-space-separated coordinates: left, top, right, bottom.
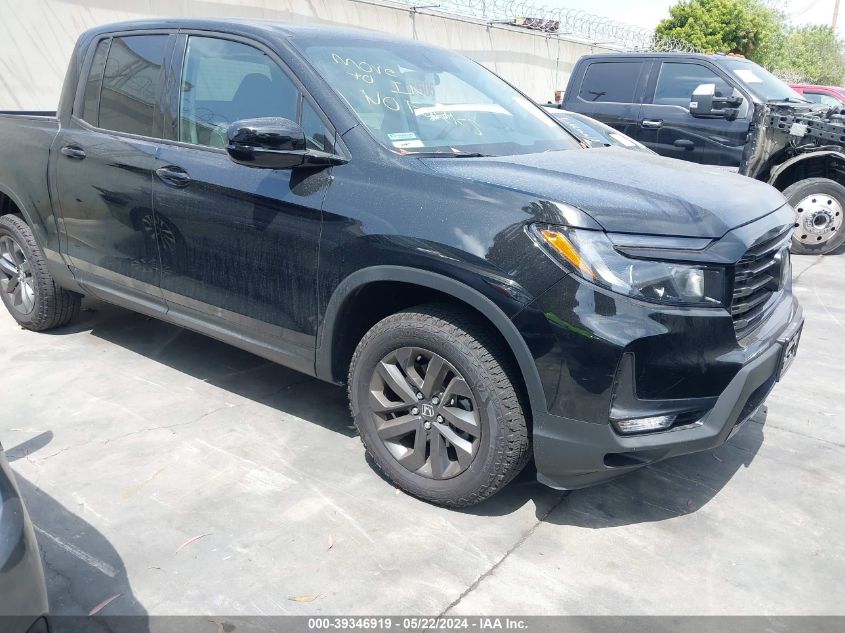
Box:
0, 0, 613, 110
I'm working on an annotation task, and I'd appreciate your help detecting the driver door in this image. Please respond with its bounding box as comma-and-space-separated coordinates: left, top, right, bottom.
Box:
152, 34, 337, 372
638, 61, 751, 167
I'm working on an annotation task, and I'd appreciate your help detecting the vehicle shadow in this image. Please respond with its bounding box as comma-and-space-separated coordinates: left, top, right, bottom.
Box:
47, 298, 356, 439
7, 434, 149, 632
45, 298, 764, 527
465, 408, 767, 526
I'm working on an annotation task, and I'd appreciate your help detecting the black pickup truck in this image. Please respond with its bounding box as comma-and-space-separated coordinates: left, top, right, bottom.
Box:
562, 52, 845, 255
0, 20, 802, 506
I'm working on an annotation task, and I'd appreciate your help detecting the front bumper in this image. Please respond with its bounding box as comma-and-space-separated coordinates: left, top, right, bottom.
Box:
515, 276, 803, 490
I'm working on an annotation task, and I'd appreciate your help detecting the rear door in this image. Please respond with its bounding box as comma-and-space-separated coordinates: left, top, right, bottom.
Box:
637, 60, 751, 166
565, 58, 648, 139
151, 33, 337, 373
54, 32, 173, 307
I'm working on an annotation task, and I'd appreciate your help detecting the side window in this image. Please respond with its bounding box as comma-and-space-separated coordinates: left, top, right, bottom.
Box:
654, 62, 733, 108
806, 92, 843, 107
179, 37, 300, 149
579, 62, 643, 103
80, 38, 110, 125
98, 35, 168, 136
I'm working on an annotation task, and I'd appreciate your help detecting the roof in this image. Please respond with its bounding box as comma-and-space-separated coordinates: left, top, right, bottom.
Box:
577, 51, 756, 63
79, 18, 424, 48
791, 84, 845, 92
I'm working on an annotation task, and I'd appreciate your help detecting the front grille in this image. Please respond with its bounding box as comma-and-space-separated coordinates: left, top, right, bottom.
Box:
731, 226, 791, 338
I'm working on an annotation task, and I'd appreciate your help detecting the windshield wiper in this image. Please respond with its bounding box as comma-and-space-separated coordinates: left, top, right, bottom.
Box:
768, 97, 811, 104
401, 150, 495, 158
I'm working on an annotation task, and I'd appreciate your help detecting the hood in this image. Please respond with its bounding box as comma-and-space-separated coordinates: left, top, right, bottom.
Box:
421, 148, 787, 238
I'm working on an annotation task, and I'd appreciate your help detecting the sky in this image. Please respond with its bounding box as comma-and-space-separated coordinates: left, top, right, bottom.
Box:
540, 0, 845, 33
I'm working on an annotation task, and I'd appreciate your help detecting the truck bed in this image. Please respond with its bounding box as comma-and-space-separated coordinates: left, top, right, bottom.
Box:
0, 111, 61, 245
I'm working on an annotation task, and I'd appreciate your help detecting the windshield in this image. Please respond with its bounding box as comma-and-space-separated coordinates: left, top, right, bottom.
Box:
546, 109, 653, 153
302, 41, 580, 156
716, 57, 808, 102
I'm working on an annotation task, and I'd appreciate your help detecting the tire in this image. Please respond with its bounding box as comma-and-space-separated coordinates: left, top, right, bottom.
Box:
348, 303, 530, 507
783, 178, 845, 255
0, 214, 81, 331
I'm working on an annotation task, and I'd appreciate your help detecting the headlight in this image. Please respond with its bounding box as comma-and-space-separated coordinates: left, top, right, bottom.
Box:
532, 225, 728, 307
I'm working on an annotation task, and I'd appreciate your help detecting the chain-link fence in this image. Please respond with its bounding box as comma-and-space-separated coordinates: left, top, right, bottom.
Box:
399, 0, 700, 52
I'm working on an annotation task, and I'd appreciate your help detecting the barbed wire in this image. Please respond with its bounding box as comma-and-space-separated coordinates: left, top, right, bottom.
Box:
401, 0, 700, 52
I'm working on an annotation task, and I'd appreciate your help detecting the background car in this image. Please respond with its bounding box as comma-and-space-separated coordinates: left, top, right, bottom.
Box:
0, 442, 49, 633
542, 105, 655, 153
790, 84, 845, 108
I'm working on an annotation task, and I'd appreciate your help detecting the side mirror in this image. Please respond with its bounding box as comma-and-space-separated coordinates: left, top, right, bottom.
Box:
227, 117, 307, 169
227, 117, 348, 169
690, 84, 744, 120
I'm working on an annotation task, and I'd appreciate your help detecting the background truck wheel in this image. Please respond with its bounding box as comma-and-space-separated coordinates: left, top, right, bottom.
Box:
783, 178, 845, 255
348, 303, 531, 507
0, 214, 80, 331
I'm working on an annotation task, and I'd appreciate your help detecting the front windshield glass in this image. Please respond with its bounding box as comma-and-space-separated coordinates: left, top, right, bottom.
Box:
717, 57, 808, 102
302, 41, 580, 156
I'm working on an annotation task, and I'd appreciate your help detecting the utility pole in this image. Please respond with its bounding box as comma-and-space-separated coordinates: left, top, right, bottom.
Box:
835, 0, 841, 32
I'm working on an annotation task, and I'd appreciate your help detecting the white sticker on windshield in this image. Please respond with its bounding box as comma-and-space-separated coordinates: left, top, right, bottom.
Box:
734, 68, 763, 84
392, 139, 425, 148
388, 132, 419, 141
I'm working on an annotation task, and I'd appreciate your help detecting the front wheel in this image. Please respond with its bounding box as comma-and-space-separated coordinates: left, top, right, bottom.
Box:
348, 304, 530, 507
783, 178, 845, 255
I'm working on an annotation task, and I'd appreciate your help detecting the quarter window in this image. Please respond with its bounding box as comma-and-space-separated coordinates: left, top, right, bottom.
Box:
98, 35, 168, 136
80, 38, 110, 125
301, 99, 335, 153
654, 62, 732, 108
579, 62, 643, 103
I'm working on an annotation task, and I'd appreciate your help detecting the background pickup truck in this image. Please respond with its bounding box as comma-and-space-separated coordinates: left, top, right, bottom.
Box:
562, 52, 845, 255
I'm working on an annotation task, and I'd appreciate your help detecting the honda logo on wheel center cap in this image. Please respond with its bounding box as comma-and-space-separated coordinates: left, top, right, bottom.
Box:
421, 403, 434, 418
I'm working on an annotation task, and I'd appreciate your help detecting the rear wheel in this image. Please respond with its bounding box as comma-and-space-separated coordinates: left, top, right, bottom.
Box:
348, 304, 530, 507
0, 214, 80, 331
783, 178, 845, 255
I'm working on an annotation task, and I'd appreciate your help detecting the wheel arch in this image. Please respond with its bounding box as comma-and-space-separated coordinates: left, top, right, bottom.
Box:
768, 151, 845, 191
0, 185, 34, 226
315, 266, 547, 418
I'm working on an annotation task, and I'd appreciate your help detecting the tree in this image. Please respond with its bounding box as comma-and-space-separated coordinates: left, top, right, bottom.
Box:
772, 26, 845, 85
656, 0, 781, 59
657, 0, 845, 86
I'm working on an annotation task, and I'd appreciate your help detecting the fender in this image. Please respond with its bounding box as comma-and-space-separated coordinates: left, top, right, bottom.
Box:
315, 265, 549, 418
768, 150, 845, 187
0, 181, 83, 293
0, 183, 38, 234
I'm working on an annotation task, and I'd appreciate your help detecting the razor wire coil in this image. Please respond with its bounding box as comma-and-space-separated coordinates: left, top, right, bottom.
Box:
400, 0, 700, 52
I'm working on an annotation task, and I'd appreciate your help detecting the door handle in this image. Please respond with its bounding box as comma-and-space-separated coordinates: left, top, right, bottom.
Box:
156, 166, 191, 188
641, 119, 663, 129
674, 139, 695, 150
61, 145, 86, 160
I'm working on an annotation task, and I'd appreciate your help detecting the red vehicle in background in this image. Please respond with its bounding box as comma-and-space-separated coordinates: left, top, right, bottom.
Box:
790, 84, 845, 107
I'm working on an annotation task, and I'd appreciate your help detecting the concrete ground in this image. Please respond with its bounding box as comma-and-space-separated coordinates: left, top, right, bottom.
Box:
1, 253, 843, 617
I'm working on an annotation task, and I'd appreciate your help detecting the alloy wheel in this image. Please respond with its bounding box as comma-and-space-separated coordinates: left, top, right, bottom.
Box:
368, 347, 481, 479
0, 235, 35, 315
